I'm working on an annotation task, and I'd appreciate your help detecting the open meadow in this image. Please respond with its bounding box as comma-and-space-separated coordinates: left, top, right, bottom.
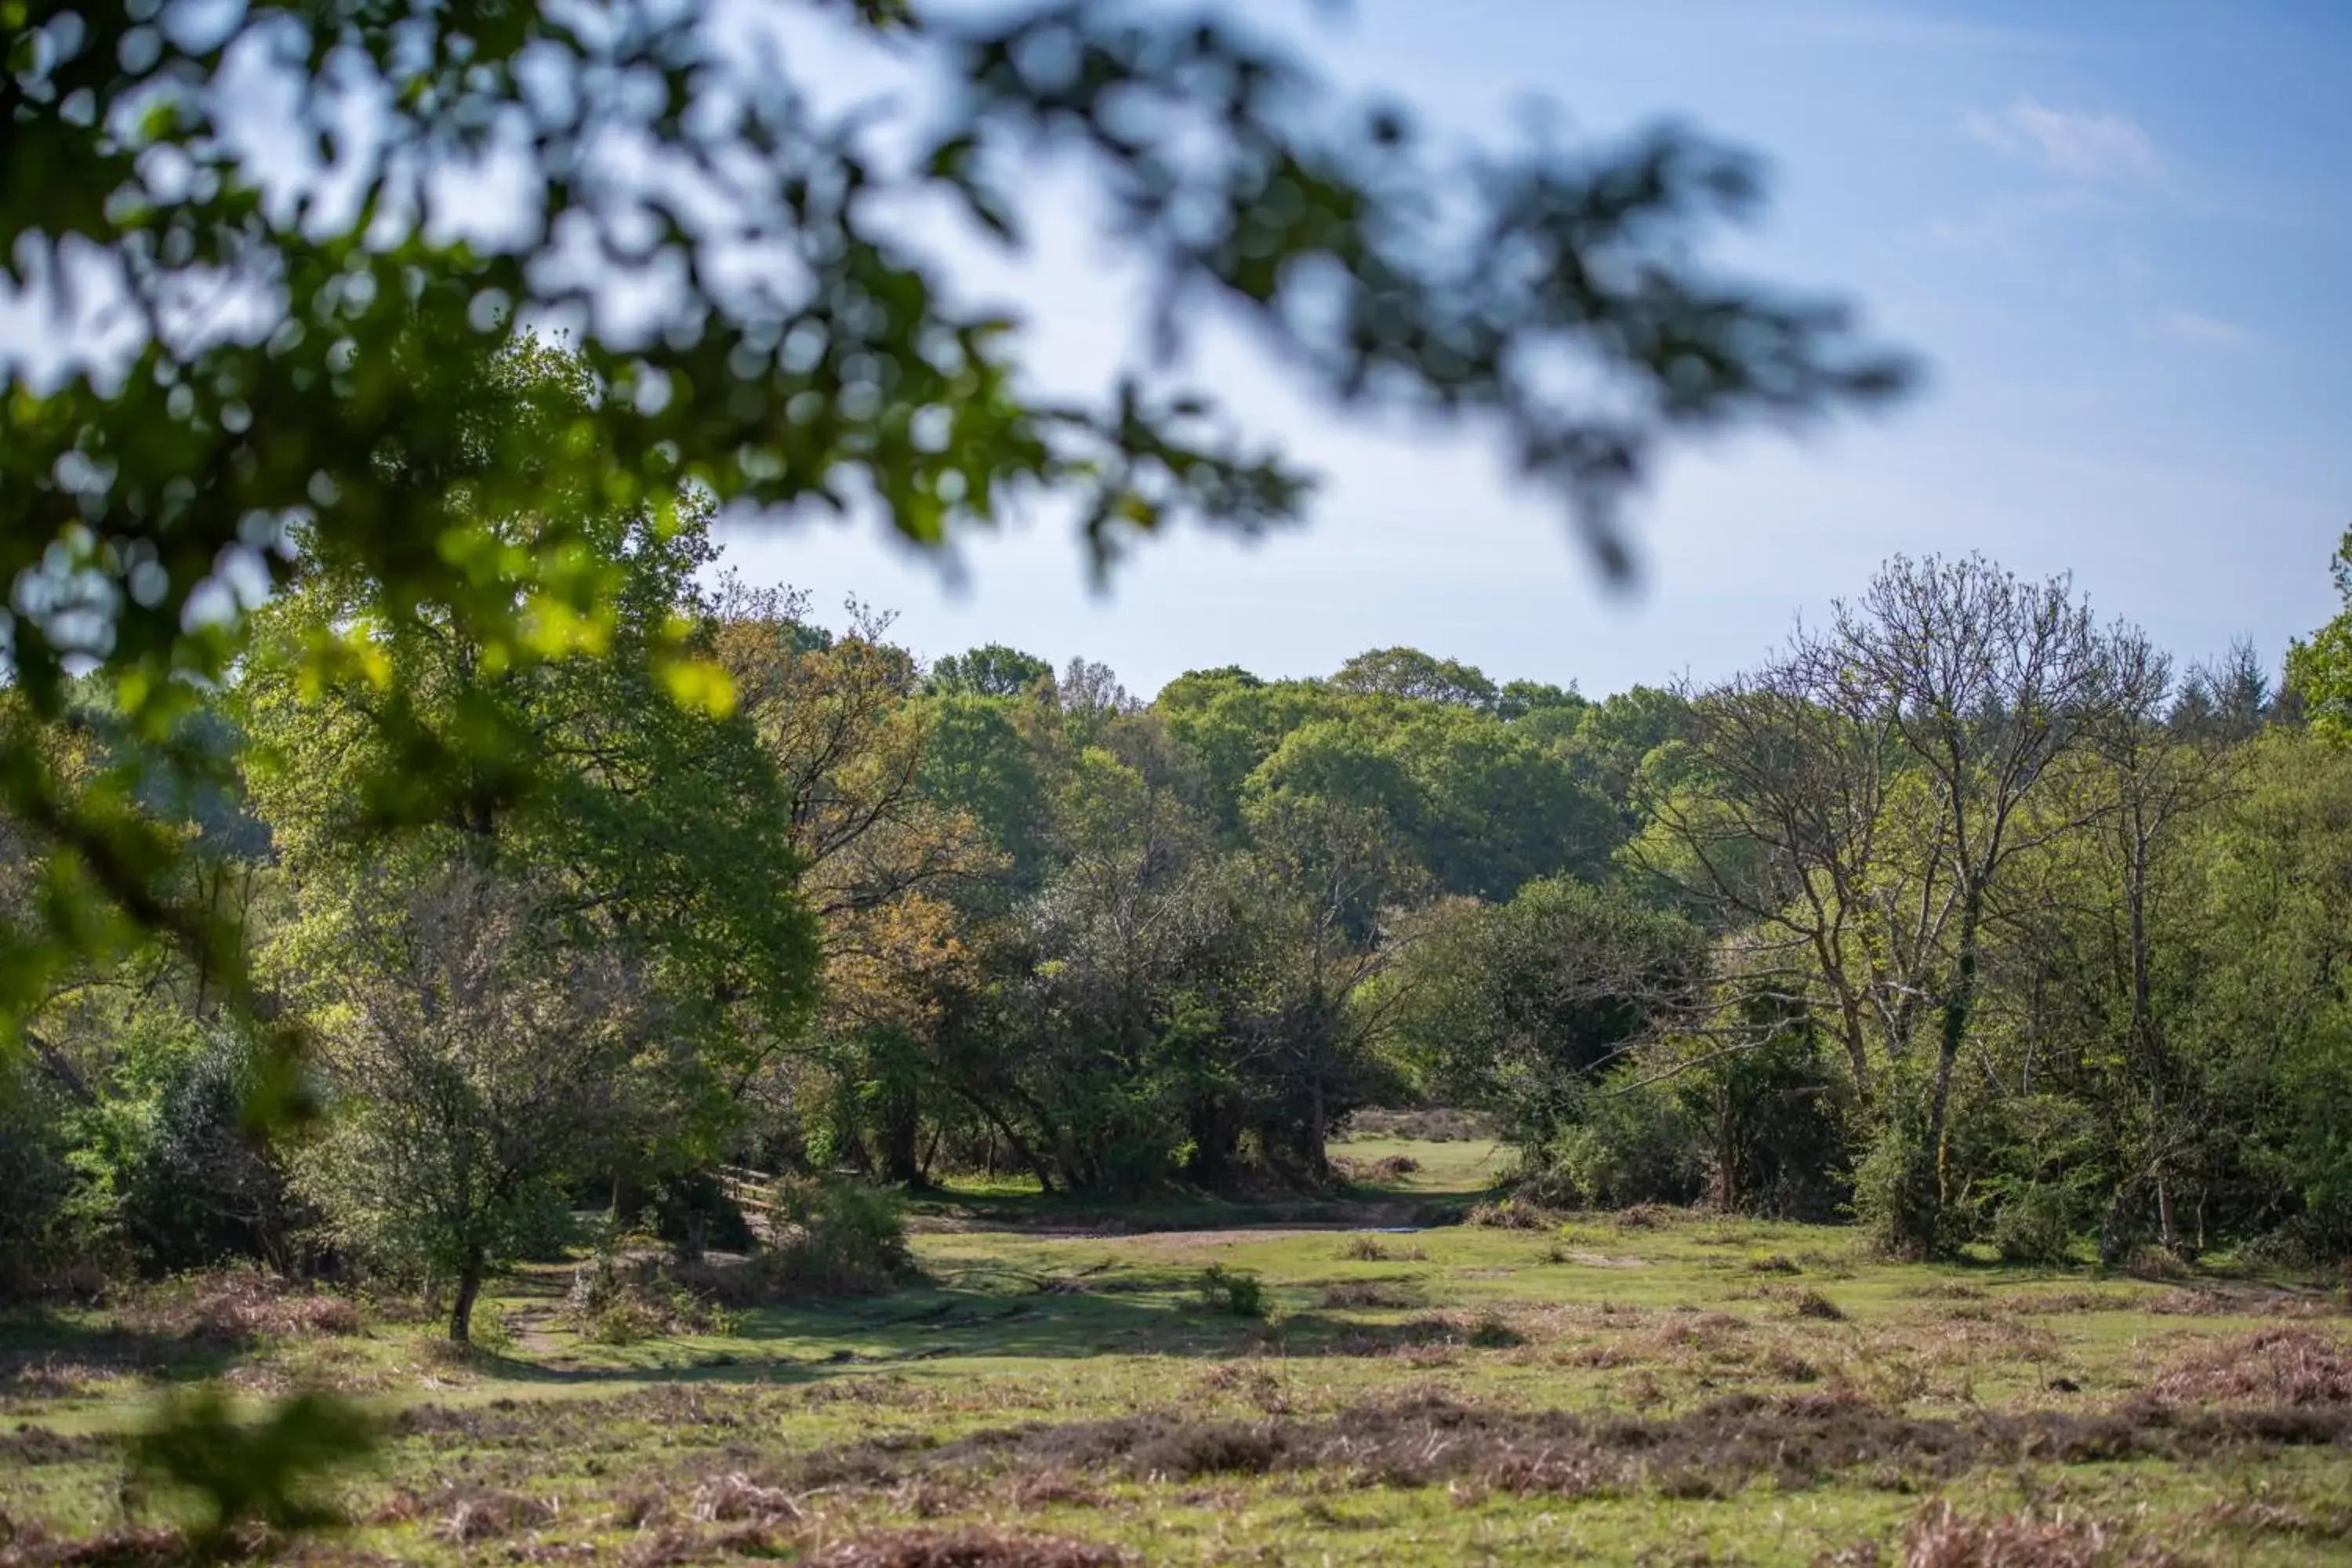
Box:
5, 1134, 2349, 1568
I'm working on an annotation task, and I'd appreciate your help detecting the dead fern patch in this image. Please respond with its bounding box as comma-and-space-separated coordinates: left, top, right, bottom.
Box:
117, 1268, 361, 1345
2150, 1327, 2352, 1407
808, 1526, 1129, 1566
690, 1472, 804, 1524
1899, 1498, 2192, 1566
438, 1488, 561, 1543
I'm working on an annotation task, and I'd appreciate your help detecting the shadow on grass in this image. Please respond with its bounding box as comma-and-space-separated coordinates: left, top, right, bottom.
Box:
441, 1259, 1525, 1392
904, 1183, 1498, 1238
0, 1308, 249, 1392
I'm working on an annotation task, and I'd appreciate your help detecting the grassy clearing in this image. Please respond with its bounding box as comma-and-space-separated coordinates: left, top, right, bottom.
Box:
3, 1143, 2349, 1565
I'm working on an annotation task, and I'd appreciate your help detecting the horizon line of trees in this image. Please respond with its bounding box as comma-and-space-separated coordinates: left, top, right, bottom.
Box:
8, 355, 2352, 1329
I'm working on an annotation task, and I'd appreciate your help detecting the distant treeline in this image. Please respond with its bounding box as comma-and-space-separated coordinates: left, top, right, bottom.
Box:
9, 356, 2351, 1324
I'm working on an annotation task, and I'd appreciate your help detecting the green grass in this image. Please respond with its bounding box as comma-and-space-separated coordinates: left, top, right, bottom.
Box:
5, 1145, 2350, 1564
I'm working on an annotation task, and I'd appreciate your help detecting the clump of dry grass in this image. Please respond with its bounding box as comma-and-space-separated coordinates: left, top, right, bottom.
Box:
1194, 1365, 1289, 1414
823, 1384, 2352, 1510
1332, 1154, 1422, 1182
2151, 1327, 2352, 1406
0, 1522, 187, 1566
1611, 1203, 1679, 1230
117, 1266, 361, 1345
1008, 1475, 1107, 1509
1465, 1199, 1559, 1231
626, 1521, 795, 1567
1905, 1280, 1988, 1302
2147, 1286, 2339, 1319
1319, 1281, 1418, 1311
808, 1526, 1130, 1566
2199, 1495, 2352, 1544
690, 1472, 804, 1524
1898, 1499, 2190, 1566
1465, 1312, 1525, 1348
1791, 1290, 1847, 1322
437, 1488, 561, 1543
0, 1358, 111, 1404
1748, 1253, 1802, 1275
1650, 1311, 1748, 1358
1334, 1236, 1391, 1261
1915, 1313, 2059, 1369
2123, 1246, 2192, 1283
2008, 1290, 2133, 1316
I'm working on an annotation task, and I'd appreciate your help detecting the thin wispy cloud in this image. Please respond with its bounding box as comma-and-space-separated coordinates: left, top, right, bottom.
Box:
1964, 99, 2163, 182
2157, 309, 2251, 347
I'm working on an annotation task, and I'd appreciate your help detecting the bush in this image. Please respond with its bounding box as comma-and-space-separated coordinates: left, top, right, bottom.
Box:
565, 1249, 739, 1340
0, 1075, 76, 1298
1507, 1161, 1581, 1210
1465, 1197, 1559, 1230
1549, 1078, 1708, 1210
1992, 1183, 2080, 1266
1194, 1265, 1264, 1318
1850, 1102, 1981, 1259
753, 1175, 908, 1298
646, 1170, 755, 1259
116, 1026, 311, 1274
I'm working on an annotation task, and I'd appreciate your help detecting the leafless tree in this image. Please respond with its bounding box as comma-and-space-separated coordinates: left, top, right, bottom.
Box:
1830, 555, 2116, 1252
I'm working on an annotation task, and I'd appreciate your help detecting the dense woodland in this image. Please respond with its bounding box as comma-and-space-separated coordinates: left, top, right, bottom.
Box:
8, 345, 2352, 1339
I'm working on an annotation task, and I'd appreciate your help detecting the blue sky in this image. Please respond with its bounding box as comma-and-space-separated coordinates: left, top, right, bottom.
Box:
719, 0, 2352, 699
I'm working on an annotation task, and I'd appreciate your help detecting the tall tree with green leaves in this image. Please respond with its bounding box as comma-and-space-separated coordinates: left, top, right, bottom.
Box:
2287, 525, 2352, 743
241, 349, 820, 1292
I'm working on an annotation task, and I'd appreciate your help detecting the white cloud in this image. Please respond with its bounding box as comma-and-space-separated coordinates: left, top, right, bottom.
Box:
1964, 99, 2163, 182
2156, 309, 2251, 347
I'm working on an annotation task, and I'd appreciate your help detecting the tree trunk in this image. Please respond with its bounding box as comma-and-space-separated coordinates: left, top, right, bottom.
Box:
2128, 834, 2181, 1254
449, 1248, 486, 1344
878, 1082, 925, 1189
1305, 1075, 1329, 1174
954, 1087, 1057, 1194
1715, 1093, 1740, 1214
1906, 897, 1981, 1258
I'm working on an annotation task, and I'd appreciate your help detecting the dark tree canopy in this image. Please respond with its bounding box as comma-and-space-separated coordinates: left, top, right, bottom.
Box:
928, 644, 1056, 700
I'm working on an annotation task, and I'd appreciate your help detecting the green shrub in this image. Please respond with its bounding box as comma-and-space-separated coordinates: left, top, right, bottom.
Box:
101, 1024, 318, 1276
566, 1247, 742, 1339
1196, 1264, 1264, 1318
1551, 1078, 1708, 1210
1849, 1102, 1982, 1259
0, 1075, 77, 1298
1992, 1183, 2079, 1265
754, 1176, 913, 1298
